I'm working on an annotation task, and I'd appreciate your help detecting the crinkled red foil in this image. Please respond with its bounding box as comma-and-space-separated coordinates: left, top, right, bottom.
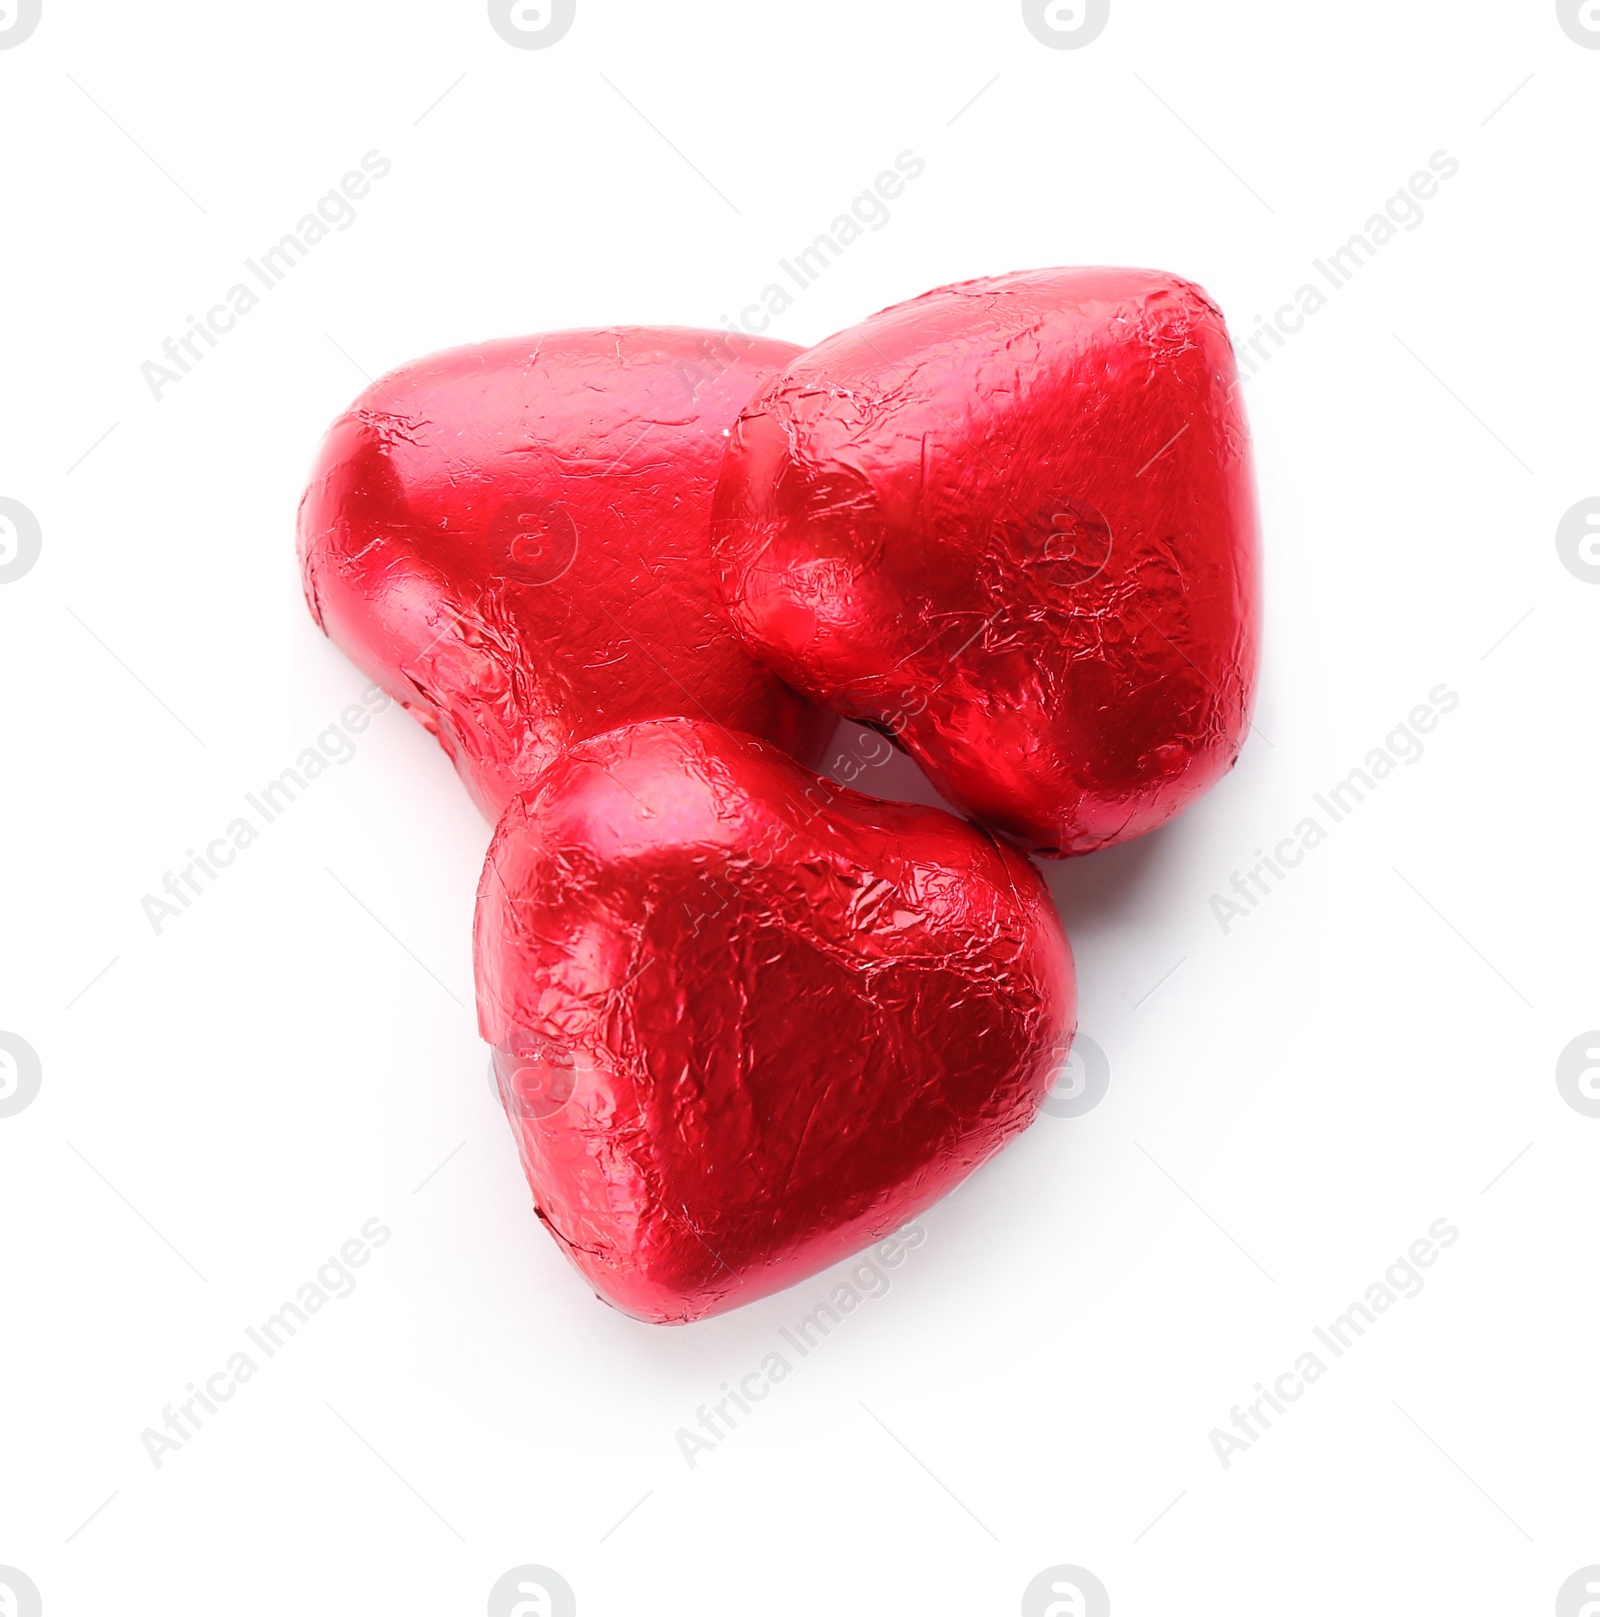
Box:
474, 718, 1076, 1324
710, 267, 1261, 856
297, 328, 834, 819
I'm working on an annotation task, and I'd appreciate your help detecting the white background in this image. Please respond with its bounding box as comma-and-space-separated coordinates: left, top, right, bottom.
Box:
2, 1, 1597, 1612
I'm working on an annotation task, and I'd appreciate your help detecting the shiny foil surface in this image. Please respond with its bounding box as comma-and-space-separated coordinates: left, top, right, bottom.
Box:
474, 718, 1076, 1324
711, 267, 1262, 856
298, 328, 834, 819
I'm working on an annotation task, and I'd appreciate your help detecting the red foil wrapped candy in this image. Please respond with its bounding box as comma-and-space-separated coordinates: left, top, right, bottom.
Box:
711, 267, 1261, 856
474, 718, 1076, 1324
298, 328, 833, 819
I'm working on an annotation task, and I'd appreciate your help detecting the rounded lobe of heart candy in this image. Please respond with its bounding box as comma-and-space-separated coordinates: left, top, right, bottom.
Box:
474, 717, 1076, 1324
297, 327, 835, 820
710, 267, 1262, 856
